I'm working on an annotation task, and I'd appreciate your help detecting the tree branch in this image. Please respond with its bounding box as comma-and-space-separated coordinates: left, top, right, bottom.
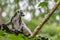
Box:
30, 0, 60, 38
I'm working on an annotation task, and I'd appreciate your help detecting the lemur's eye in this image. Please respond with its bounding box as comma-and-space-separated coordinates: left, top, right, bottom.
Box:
17, 11, 20, 13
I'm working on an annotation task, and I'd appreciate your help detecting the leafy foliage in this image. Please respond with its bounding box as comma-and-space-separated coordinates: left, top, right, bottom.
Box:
54, 0, 58, 2
14, 0, 19, 4
0, 31, 39, 40
38, 2, 48, 7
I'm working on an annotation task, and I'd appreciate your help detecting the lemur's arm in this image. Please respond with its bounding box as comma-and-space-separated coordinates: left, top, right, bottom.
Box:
11, 12, 17, 22
5, 12, 17, 25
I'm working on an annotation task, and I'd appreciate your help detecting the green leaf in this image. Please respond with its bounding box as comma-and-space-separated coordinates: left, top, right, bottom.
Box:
38, 2, 48, 7
14, 0, 19, 4
54, 0, 58, 2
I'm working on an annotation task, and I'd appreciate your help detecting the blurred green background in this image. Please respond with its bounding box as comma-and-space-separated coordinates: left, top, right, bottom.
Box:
0, 0, 60, 40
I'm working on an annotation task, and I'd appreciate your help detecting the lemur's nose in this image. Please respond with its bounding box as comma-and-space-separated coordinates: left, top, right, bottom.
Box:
21, 13, 25, 16
20, 10, 25, 16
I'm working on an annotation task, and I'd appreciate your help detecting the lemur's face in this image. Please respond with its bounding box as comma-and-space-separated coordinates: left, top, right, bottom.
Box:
17, 10, 25, 17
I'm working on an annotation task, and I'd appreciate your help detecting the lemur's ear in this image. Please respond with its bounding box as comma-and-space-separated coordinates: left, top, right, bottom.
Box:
16, 10, 22, 13
20, 10, 23, 12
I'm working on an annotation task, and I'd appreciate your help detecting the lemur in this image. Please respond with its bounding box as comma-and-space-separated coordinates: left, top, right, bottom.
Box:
9, 10, 32, 36
0, 10, 32, 36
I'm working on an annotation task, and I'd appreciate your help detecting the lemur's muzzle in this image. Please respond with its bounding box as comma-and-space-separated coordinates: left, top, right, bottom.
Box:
21, 13, 25, 16
19, 10, 25, 16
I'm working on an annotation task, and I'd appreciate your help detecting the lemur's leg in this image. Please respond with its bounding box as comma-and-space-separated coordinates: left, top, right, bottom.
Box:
20, 21, 32, 36
12, 23, 15, 29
